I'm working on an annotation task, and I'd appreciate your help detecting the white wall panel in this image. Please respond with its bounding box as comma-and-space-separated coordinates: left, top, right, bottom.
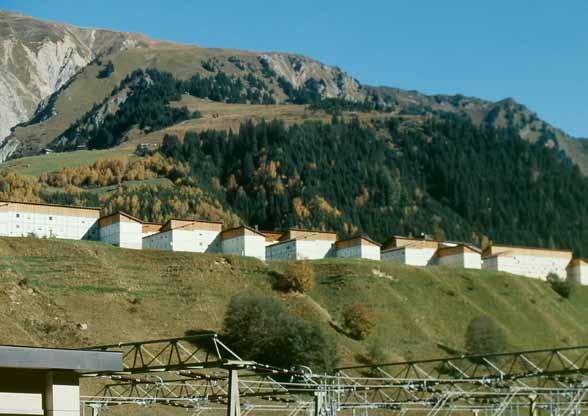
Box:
382, 247, 436, 266
483, 254, 570, 280
362, 244, 381, 260
222, 235, 266, 260
143, 228, 221, 253
266, 240, 297, 260
567, 265, 588, 285
0, 209, 98, 241
437, 252, 481, 269
337, 244, 380, 260
100, 221, 142, 249
295, 240, 334, 260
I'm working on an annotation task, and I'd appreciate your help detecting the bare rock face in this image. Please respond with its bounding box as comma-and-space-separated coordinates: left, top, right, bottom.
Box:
260, 53, 367, 101
0, 11, 149, 141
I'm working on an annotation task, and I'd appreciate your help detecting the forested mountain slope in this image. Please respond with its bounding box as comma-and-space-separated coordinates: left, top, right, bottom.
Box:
2, 12, 588, 258
3, 11, 588, 172
4, 114, 588, 256
153, 115, 588, 255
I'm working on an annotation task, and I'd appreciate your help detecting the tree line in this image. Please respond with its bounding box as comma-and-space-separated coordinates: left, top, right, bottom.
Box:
158, 115, 588, 255
16, 110, 588, 255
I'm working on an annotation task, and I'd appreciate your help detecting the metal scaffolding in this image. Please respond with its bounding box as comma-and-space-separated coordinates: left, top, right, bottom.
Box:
81, 336, 588, 416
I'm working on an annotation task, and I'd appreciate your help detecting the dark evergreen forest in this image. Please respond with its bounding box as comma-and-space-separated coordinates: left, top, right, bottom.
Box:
157, 115, 588, 255
47, 67, 588, 255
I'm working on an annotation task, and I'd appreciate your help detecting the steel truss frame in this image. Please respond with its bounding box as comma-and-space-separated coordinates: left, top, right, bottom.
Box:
332, 345, 588, 408
82, 337, 588, 416
82, 334, 306, 416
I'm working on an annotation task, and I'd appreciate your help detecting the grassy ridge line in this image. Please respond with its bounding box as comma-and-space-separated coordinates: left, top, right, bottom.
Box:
133, 96, 396, 146
1, 98, 396, 178
1, 147, 135, 176
0, 237, 586, 365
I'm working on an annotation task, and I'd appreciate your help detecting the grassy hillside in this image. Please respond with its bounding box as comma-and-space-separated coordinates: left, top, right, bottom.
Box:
10, 44, 249, 153
9, 44, 357, 153
1, 97, 396, 176
133, 97, 394, 146
1, 147, 135, 176
1, 237, 586, 364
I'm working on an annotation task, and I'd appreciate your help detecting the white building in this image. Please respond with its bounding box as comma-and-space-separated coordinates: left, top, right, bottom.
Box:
482, 244, 573, 280
0, 200, 100, 240
567, 258, 588, 286
266, 229, 337, 260
435, 244, 482, 269
221, 225, 266, 260
98, 212, 143, 249
335, 236, 381, 260
0, 345, 121, 416
381, 236, 439, 266
142, 219, 222, 253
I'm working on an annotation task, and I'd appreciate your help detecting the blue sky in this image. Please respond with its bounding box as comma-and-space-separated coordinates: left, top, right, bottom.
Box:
4, 0, 588, 137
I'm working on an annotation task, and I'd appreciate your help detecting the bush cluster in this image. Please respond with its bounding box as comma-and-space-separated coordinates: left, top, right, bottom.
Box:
342, 303, 376, 340
465, 315, 507, 355
274, 262, 316, 293
547, 273, 574, 299
222, 293, 338, 372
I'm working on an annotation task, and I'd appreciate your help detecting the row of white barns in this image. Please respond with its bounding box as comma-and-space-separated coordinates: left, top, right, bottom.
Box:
264, 230, 381, 261
382, 236, 484, 269
381, 236, 587, 285
1, 201, 586, 285
77, 211, 383, 261
0, 201, 381, 261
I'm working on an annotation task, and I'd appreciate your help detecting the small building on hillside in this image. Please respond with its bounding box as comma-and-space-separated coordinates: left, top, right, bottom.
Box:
266, 229, 337, 260
335, 236, 381, 260
435, 244, 482, 269
0, 200, 100, 240
98, 211, 143, 249
381, 235, 439, 266
221, 225, 266, 260
143, 219, 222, 253
482, 244, 572, 280
0, 345, 121, 416
567, 259, 588, 286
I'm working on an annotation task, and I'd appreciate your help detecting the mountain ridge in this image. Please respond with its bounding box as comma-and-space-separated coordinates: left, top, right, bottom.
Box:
1, 10, 588, 172
0, 9, 169, 141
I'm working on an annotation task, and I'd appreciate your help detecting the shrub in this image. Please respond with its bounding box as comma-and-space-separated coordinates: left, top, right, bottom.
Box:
365, 336, 389, 364
465, 315, 507, 356
222, 293, 338, 372
97, 60, 114, 78
275, 261, 316, 293
342, 303, 376, 340
546, 272, 573, 299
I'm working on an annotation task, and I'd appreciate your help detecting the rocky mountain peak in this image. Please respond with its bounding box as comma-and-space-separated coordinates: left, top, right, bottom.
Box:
0, 10, 153, 140
259, 53, 366, 101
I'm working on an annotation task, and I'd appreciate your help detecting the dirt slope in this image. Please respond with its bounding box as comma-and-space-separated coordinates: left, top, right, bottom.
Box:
1, 237, 586, 364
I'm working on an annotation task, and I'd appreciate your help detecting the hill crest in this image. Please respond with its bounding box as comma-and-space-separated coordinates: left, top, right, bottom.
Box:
2, 11, 588, 172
